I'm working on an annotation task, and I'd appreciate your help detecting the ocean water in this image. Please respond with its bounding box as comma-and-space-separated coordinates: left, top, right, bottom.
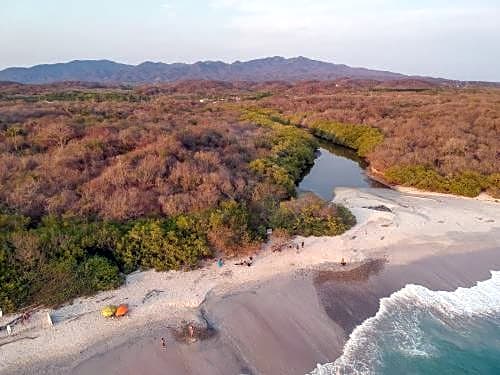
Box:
311, 271, 500, 375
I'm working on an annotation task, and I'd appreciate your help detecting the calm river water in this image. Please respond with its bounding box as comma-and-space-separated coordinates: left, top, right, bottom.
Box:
298, 142, 384, 200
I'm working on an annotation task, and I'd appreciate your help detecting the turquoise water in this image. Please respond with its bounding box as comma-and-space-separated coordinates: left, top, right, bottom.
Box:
311, 271, 500, 375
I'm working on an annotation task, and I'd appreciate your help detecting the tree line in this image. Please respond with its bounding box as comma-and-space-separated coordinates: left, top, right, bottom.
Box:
0, 91, 357, 313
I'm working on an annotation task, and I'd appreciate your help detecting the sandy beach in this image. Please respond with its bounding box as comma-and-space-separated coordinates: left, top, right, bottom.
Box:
1, 187, 499, 375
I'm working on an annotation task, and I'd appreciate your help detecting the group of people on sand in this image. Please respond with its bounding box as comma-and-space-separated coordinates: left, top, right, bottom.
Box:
160, 240, 347, 352
218, 240, 309, 269
216, 239, 346, 269
234, 256, 254, 267
273, 240, 305, 253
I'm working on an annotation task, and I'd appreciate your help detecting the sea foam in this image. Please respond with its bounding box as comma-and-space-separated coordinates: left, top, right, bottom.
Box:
310, 270, 500, 375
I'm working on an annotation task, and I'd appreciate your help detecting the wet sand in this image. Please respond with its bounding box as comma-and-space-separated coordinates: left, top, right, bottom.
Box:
69, 244, 500, 375
315, 246, 500, 334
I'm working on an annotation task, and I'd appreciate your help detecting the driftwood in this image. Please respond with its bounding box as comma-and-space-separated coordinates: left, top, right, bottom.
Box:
362, 205, 392, 212
0, 314, 28, 332
0, 306, 42, 332
97, 295, 115, 303
142, 289, 164, 304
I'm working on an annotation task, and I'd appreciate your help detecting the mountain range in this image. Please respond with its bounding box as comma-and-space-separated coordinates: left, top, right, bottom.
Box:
0, 56, 411, 84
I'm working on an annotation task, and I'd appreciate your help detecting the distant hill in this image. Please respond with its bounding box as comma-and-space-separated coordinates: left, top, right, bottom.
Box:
0, 57, 408, 84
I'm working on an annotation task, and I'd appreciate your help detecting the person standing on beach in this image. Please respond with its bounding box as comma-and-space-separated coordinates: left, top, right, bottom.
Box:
188, 324, 194, 338
161, 337, 167, 350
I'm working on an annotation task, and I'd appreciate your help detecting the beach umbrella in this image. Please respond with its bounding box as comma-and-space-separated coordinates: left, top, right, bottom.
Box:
101, 305, 117, 318
115, 304, 129, 317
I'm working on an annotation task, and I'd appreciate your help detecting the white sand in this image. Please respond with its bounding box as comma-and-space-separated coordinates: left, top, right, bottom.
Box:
1, 187, 499, 373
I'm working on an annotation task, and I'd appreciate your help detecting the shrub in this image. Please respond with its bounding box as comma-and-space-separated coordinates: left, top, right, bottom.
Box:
270, 193, 356, 236
447, 171, 488, 197
0, 244, 28, 313
10, 91, 149, 103
248, 92, 272, 100
487, 173, 500, 198
385, 165, 448, 192
33, 216, 121, 262
27, 258, 80, 307
0, 214, 126, 310
244, 108, 318, 197
310, 120, 384, 157
250, 159, 295, 195
24, 256, 121, 307
385, 165, 494, 197
206, 200, 258, 257
77, 256, 123, 291
116, 216, 212, 272
0, 212, 30, 232
241, 108, 285, 127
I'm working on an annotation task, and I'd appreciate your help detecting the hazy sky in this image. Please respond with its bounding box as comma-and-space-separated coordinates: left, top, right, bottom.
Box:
1, 0, 499, 81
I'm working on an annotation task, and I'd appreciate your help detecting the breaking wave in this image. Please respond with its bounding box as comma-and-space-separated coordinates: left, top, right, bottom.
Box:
310, 271, 500, 375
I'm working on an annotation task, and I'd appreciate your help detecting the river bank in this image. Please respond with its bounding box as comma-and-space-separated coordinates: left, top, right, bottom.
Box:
1, 187, 499, 374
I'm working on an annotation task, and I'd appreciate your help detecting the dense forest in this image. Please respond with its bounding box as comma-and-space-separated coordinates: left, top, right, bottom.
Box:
255, 81, 500, 197
0, 81, 356, 312
1, 79, 498, 312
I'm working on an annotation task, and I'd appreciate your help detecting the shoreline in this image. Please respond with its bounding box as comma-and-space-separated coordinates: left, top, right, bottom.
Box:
1, 187, 499, 374
311, 247, 500, 374
69, 247, 500, 375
